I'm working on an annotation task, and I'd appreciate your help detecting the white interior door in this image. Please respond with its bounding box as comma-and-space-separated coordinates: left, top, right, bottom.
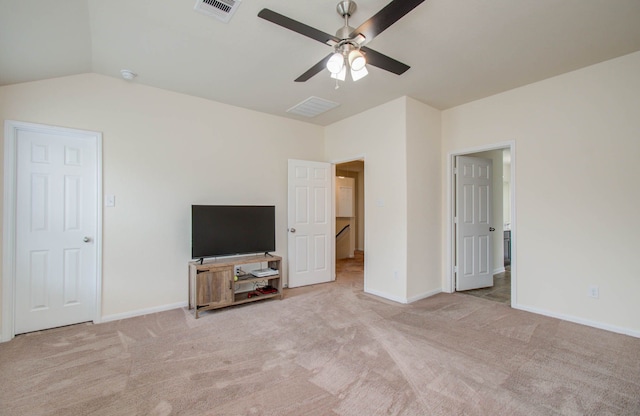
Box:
456, 156, 494, 291
287, 159, 334, 288
14, 125, 99, 334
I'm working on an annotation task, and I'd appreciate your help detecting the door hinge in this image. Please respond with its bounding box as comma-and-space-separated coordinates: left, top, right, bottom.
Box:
454, 266, 458, 273
454, 216, 458, 224
453, 167, 458, 175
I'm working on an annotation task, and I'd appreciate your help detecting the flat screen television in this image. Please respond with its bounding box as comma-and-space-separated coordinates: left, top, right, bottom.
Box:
191, 205, 276, 259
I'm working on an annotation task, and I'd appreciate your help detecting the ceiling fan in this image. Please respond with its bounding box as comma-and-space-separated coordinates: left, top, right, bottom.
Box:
258, 0, 425, 83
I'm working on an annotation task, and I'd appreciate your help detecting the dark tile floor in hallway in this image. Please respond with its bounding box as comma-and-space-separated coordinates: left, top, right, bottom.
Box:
460, 266, 511, 304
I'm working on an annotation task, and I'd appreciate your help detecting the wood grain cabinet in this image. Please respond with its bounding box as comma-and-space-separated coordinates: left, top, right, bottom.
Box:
196, 268, 234, 308
188, 255, 282, 318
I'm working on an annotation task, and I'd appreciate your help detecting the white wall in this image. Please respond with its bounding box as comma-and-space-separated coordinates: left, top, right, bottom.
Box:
442, 51, 640, 335
0, 73, 324, 327
326, 97, 408, 302
406, 97, 442, 301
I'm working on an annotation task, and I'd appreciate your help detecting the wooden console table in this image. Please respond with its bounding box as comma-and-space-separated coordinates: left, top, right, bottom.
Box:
188, 254, 282, 318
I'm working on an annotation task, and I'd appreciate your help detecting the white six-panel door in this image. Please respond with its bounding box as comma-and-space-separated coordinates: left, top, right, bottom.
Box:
287, 159, 334, 288
456, 156, 494, 291
13, 124, 99, 334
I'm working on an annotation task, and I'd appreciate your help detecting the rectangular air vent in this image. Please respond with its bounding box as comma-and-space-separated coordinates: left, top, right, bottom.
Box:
287, 96, 340, 118
194, 0, 242, 23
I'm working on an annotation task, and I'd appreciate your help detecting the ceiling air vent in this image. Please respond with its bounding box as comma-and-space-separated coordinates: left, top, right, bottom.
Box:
194, 0, 242, 23
287, 96, 340, 118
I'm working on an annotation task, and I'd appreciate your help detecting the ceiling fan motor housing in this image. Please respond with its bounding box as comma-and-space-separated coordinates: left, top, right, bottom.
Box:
336, 1, 357, 18
336, 1, 358, 39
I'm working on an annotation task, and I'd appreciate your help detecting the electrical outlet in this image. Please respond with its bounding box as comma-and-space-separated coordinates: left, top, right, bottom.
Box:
588, 285, 599, 299
234, 266, 241, 275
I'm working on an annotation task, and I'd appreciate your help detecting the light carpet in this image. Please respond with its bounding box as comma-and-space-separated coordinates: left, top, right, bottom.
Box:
1, 263, 639, 415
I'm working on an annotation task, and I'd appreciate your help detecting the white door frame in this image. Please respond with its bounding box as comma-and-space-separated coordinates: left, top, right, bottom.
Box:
446, 141, 517, 306
2, 120, 103, 342
331, 155, 366, 288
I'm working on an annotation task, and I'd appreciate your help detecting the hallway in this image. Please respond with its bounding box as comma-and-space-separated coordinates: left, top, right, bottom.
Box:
335, 250, 364, 287
460, 266, 511, 304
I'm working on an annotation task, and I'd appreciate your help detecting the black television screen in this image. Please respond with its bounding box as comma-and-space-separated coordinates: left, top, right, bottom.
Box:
191, 205, 276, 259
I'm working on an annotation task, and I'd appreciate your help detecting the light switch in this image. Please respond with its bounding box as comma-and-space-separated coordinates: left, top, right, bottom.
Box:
105, 195, 116, 207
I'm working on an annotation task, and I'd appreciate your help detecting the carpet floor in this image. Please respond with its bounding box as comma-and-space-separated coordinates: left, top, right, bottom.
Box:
1, 257, 639, 415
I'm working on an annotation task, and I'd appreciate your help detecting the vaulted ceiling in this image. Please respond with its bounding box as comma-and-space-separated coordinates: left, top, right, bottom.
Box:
2, 0, 640, 125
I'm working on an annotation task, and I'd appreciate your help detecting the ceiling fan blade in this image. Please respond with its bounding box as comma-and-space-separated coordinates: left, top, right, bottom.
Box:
258, 9, 339, 46
349, 0, 425, 43
294, 54, 333, 82
361, 46, 410, 75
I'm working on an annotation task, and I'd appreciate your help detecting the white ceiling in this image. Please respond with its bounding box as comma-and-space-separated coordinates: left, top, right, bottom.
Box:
2, 0, 640, 126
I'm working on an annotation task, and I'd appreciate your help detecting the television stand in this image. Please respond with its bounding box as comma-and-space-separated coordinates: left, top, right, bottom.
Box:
188, 254, 282, 318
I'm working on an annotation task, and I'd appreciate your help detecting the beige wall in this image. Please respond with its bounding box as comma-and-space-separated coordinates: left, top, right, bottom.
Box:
3, 51, 639, 338
326, 97, 442, 302
442, 51, 640, 334
406, 97, 442, 300
326, 97, 408, 301
0, 74, 324, 327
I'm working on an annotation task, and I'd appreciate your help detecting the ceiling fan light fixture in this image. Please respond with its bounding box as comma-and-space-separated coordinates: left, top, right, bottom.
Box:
348, 49, 366, 71
327, 52, 345, 74
331, 65, 347, 81
350, 65, 368, 81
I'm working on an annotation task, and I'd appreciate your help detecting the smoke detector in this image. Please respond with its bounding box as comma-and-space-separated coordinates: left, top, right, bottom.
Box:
194, 0, 242, 23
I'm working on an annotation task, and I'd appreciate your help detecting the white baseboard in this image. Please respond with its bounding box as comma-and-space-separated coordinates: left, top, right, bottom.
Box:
363, 288, 442, 305
99, 301, 188, 323
407, 288, 442, 304
512, 303, 640, 339
493, 266, 506, 274
365, 288, 409, 304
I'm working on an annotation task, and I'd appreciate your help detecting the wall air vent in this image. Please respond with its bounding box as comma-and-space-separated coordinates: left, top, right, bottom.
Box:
194, 0, 242, 23
287, 96, 340, 118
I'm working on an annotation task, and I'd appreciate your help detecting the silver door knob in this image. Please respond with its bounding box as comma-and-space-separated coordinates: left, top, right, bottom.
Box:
83, 236, 91, 243
290, 228, 296, 233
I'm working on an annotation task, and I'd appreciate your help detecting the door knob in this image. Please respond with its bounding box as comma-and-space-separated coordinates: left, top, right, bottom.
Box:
489, 227, 495, 232
290, 228, 296, 233
83, 236, 91, 243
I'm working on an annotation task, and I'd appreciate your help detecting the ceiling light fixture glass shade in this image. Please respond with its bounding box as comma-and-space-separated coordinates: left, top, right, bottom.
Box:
331, 65, 347, 81
327, 52, 345, 74
348, 50, 366, 71
350, 65, 368, 81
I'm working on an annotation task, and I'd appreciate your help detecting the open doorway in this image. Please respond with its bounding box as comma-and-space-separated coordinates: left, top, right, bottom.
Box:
448, 143, 516, 306
335, 160, 364, 287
